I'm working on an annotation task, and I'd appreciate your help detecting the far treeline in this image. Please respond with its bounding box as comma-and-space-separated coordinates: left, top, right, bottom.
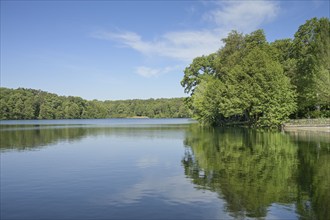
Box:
181, 17, 330, 127
0, 87, 191, 120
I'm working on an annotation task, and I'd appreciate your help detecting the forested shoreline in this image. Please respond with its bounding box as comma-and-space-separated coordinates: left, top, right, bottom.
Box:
181, 17, 329, 127
0, 87, 191, 120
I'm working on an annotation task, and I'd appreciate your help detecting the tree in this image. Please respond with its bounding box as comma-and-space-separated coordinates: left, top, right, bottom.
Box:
82, 100, 108, 119
39, 102, 55, 119
238, 47, 296, 126
63, 101, 80, 119
181, 53, 217, 94
292, 17, 330, 117
191, 75, 225, 125
183, 29, 297, 127
11, 94, 25, 119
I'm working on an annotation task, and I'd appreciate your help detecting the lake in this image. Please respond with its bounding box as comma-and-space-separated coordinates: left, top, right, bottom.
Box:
1, 119, 329, 219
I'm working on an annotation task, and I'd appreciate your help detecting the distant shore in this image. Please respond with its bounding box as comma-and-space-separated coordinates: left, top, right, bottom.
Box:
283, 119, 330, 133
126, 116, 150, 119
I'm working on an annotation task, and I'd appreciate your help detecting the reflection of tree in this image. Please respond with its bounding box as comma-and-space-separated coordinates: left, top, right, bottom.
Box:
183, 126, 299, 218
293, 131, 330, 220
0, 124, 190, 151
0, 125, 88, 151
183, 125, 330, 219
311, 153, 330, 220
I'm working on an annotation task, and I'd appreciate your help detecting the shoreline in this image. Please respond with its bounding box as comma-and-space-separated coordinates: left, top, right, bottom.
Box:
283, 125, 330, 133
283, 119, 330, 133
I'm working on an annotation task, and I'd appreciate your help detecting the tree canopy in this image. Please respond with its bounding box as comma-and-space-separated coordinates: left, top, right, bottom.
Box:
182, 17, 330, 127
0, 87, 191, 120
292, 17, 330, 116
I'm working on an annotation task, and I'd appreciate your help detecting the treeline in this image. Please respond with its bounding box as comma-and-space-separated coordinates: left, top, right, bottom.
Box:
181, 17, 330, 127
0, 87, 191, 120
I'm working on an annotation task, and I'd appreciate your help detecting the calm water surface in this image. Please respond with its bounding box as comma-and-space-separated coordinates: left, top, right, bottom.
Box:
1, 119, 329, 219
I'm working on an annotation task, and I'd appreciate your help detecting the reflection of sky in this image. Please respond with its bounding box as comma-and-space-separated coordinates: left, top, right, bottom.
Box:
136, 156, 160, 169
267, 203, 299, 220
87, 136, 223, 206
101, 174, 221, 206
81, 133, 231, 219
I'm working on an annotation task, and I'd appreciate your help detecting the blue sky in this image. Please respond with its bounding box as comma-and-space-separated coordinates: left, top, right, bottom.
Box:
1, 0, 329, 100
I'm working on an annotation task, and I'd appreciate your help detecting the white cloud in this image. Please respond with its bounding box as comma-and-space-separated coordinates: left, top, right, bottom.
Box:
136, 66, 161, 78
93, 30, 221, 62
204, 1, 279, 33
92, 31, 153, 54
135, 65, 181, 78
92, 1, 279, 63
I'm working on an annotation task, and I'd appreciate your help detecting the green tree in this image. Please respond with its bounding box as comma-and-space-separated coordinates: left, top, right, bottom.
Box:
184, 30, 296, 127
39, 102, 55, 119
64, 102, 80, 119
190, 75, 225, 125
292, 17, 330, 117
11, 94, 25, 119
238, 47, 296, 126
181, 53, 217, 94
82, 100, 108, 119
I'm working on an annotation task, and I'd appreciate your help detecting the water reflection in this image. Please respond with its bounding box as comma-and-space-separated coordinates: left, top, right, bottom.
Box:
0, 125, 87, 150
0, 123, 189, 151
182, 126, 330, 219
1, 121, 329, 219
292, 131, 330, 220
0, 121, 225, 220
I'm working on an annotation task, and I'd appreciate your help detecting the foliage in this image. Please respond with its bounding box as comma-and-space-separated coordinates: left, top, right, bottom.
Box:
0, 87, 191, 120
181, 53, 218, 94
182, 17, 329, 127
292, 17, 330, 117
183, 30, 296, 127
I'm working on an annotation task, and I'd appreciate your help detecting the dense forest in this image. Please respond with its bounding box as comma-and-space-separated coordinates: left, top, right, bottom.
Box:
181, 17, 330, 127
0, 87, 191, 119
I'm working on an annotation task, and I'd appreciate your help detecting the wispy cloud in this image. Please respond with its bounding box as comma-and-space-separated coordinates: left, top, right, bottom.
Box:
204, 1, 279, 33
93, 31, 152, 54
135, 65, 181, 78
92, 0, 280, 75
93, 30, 221, 62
